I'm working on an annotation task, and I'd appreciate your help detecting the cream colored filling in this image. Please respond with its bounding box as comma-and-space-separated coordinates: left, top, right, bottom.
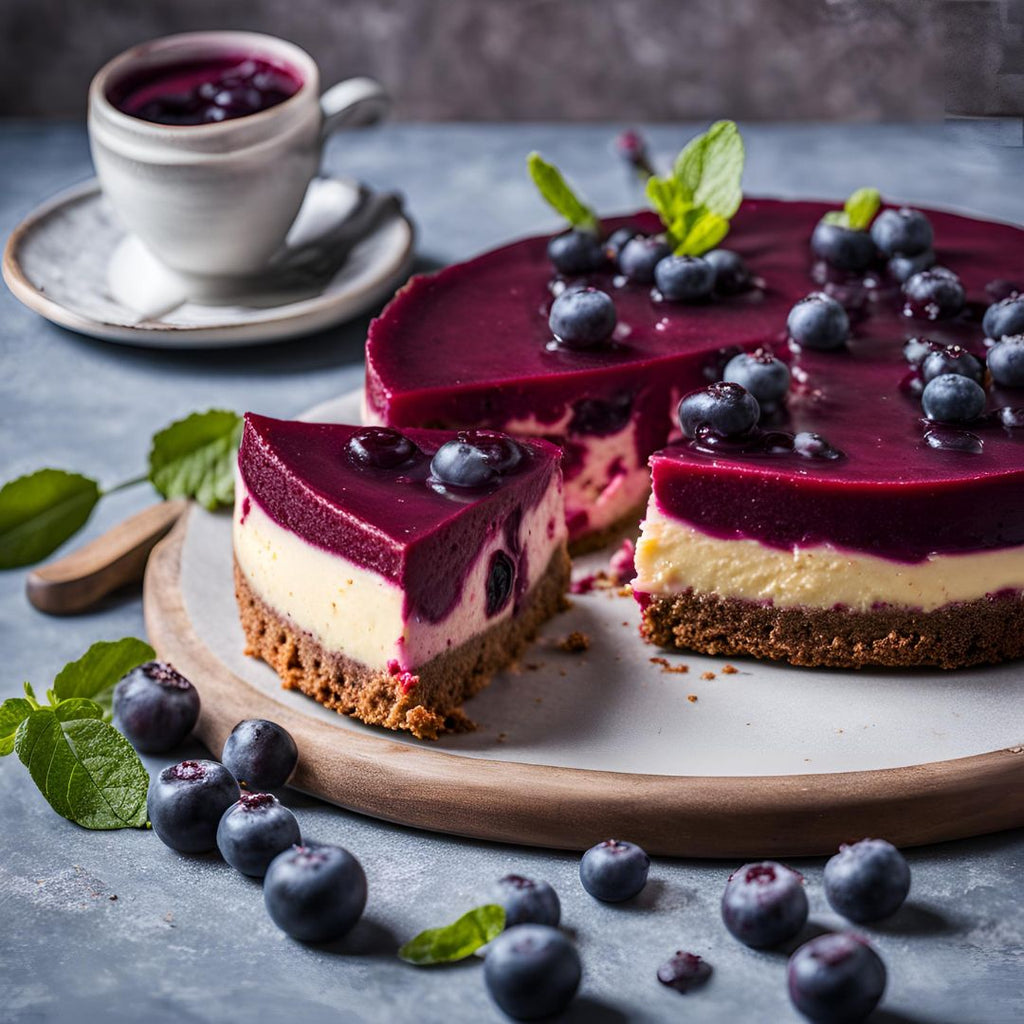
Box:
634, 505, 1024, 613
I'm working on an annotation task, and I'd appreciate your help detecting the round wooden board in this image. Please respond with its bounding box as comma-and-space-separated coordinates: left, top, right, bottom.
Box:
144, 513, 1024, 857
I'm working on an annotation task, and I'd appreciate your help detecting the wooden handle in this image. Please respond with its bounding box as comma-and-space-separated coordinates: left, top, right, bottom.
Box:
26, 499, 188, 615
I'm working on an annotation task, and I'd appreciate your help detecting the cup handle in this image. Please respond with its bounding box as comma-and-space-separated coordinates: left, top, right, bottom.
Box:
320, 77, 390, 136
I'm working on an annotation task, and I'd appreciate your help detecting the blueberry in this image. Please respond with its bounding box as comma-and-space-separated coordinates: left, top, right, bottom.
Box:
988, 336, 1024, 387
902, 336, 942, 367
721, 861, 808, 948
547, 230, 606, 275
579, 838, 650, 902
811, 222, 877, 272
921, 374, 986, 423
788, 933, 886, 1024
493, 874, 561, 927
983, 295, 1024, 340
348, 427, 418, 469
920, 344, 983, 385
458, 430, 523, 473
654, 254, 715, 302
787, 293, 850, 351
112, 661, 200, 754
678, 382, 760, 440
148, 760, 240, 854
903, 267, 965, 320
794, 432, 843, 461
888, 249, 935, 284
824, 839, 911, 923
483, 925, 581, 1020
548, 287, 617, 349
870, 207, 933, 257
618, 236, 671, 284
723, 350, 790, 406
431, 432, 524, 489
263, 843, 367, 942
221, 719, 298, 790
486, 551, 516, 616
604, 226, 639, 262
216, 792, 301, 877
705, 248, 753, 294
657, 951, 713, 993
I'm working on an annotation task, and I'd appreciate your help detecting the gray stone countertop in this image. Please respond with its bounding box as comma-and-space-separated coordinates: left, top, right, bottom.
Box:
1, 122, 1022, 1024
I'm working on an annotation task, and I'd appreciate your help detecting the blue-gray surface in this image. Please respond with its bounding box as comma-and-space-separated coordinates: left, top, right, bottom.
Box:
1, 122, 1022, 1024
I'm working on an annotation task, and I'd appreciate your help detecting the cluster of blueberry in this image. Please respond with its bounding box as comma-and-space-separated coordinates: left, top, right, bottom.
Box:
812, 205, 934, 284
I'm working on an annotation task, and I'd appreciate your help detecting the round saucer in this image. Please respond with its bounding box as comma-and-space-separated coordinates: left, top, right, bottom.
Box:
2, 177, 415, 348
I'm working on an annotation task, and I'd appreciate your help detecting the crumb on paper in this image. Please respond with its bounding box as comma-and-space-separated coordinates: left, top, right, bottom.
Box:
559, 630, 590, 653
649, 656, 689, 674
701, 671, 715, 680
721, 664, 738, 675
687, 694, 698, 703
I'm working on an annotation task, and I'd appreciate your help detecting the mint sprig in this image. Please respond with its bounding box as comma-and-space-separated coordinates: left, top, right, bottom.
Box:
399, 905, 506, 965
149, 409, 243, 511
0, 638, 153, 829
821, 187, 881, 231
527, 153, 600, 233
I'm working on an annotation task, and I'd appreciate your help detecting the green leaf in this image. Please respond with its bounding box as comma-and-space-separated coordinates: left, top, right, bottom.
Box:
14, 702, 149, 829
149, 410, 242, 511
0, 469, 101, 569
52, 637, 155, 707
676, 210, 731, 256
674, 119, 745, 220
844, 187, 881, 231
0, 698, 33, 756
527, 153, 599, 233
398, 905, 506, 965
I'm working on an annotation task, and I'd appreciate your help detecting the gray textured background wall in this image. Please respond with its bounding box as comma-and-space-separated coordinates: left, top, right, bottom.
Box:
0, 0, 1021, 121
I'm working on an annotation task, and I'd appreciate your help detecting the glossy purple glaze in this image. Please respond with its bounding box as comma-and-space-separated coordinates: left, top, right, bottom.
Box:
237, 415, 560, 623
365, 198, 1024, 558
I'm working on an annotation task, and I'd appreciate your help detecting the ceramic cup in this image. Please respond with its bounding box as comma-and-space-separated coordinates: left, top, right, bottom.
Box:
88, 31, 389, 298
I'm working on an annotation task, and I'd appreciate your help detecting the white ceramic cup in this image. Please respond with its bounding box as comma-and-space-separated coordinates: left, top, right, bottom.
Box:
88, 31, 389, 297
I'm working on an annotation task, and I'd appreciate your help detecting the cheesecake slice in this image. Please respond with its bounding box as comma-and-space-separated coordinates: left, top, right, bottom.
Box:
233, 414, 569, 739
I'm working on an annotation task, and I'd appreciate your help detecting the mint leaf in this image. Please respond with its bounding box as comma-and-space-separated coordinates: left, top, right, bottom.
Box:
677, 210, 731, 256
844, 187, 881, 231
399, 905, 506, 965
149, 409, 242, 511
0, 698, 33, 756
52, 638, 155, 708
674, 119, 745, 220
0, 469, 101, 569
527, 153, 599, 233
15, 701, 149, 829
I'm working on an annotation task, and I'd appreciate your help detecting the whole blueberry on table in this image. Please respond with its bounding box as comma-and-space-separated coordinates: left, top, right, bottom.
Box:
579, 838, 650, 902
547, 229, 606, 276
919, 344, 984, 385
112, 661, 199, 754
721, 861, 808, 948
810, 222, 877, 272
264, 843, 367, 942
787, 293, 850, 351
870, 206, 933, 257
887, 249, 935, 284
723, 350, 790, 406
903, 267, 965, 320
216, 792, 301, 877
788, 933, 886, 1023
603, 226, 639, 262
654, 254, 716, 302
921, 373, 986, 423
493, 874, 561, 927
148, 760, 240, 853
824, 838, 911, 923
347, 426, 419, 469
705, 247, 753, 294
548, 286, 617, 349
982, 294, 1024, 341
678, 382, 760, 440
988, 336, 1024, 388
221, 718, 298, 790
618, 235, 671, 284
483, 925, 581, 1020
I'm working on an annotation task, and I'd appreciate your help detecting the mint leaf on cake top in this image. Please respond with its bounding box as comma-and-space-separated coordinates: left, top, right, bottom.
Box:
527, 153, 600, 233
399, 904, 506, 965
821, 187, 882, 231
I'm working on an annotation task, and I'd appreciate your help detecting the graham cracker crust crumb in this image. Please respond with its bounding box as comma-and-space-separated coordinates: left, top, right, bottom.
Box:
721, 664, 738, 675
649, 656, 689, 674
559, 630, 590, 653
687, 694, 698, 703
701, 671, 716, 680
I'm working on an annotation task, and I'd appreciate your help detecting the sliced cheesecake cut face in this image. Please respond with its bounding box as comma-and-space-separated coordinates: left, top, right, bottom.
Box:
233, 414, 569, 738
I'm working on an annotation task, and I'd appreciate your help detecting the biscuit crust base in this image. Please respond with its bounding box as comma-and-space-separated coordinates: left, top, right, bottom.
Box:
640, 589, 1024, 670
234, 546, 570, 740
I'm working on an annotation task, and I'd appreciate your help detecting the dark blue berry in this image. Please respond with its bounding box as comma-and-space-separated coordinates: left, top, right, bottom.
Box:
657, 951, 712, 994
983, 295, 1024, 340
112, 661, 200, 754
723, 350, 790, 406
221, 719, 298, 790
811, 222, 877, 272
604, 226, 639, 262
787, 293, 850, 351
988, 336, 1024, 387
486, 551, 516, 616
788, 933, 886, 1024
458, 430, 523, 473
493, 874, 561, 927
678, 382, 760, 440
483, 925, 581, 1020
431, 432, 524, 488
579, 838, 650, 902
547, 230, 606, 275
549, 287, 617, 349
216, 792, 301, 877
264, 843, 367, 942
903, 267, 965, 320
618, 236, 671, 283
721, 861, 808, 948
705, 248, 753, 294
888, 249, 935, 284
568, 393, 634, 436
824, 839, 911, 923
348, 427, 418, 469
654, 255, 715, 302
920, 344, 984, 385
148, 760, 240, 854
870, 207, 933, 257
921, 373, 986, 423
794, 432, 843, 461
